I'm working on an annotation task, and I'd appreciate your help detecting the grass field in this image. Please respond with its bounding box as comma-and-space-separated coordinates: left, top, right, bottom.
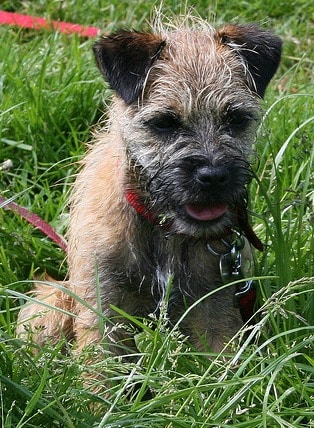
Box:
0, 0, 313, 426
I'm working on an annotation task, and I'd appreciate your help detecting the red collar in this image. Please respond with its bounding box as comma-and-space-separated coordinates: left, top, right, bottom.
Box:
125, 188, 157, 224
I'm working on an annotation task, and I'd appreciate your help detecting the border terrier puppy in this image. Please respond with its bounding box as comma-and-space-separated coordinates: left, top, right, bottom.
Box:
17, 19, 282, 354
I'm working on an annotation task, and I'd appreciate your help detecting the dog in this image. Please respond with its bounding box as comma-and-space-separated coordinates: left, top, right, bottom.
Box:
17, 18, 282, 355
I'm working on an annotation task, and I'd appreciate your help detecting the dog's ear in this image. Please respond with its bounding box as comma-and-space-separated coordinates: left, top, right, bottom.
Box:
93, 31, 166, 104
217, 24, 282, 97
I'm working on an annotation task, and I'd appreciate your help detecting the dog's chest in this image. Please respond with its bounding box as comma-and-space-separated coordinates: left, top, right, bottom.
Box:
132, 231, 222, 297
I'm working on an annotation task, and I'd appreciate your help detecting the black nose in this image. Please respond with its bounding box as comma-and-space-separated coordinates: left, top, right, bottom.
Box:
195, 165, 230, 188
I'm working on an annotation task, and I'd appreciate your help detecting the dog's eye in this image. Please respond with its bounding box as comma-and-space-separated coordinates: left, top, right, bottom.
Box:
228, 111, 253, 129
146, 114, 181, 133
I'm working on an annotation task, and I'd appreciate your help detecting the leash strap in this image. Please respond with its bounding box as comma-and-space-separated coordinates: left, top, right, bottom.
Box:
0, 10, 99, 37
0, 196, 67, 251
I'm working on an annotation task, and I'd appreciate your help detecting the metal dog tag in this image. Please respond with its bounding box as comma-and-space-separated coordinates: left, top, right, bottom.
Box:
219, 235, 255, 308
219, 251, 243, 284
219, 235, 244, 284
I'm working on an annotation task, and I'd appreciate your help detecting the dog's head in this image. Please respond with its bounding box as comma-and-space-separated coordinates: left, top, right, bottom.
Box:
93, 22, 281, 239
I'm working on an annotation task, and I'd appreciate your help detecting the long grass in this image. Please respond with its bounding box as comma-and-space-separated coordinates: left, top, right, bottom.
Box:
0, 0, 313, 426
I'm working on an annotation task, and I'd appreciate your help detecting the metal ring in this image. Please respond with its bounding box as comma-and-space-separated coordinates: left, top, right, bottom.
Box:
207, 230, 244, 257
207, 242, 230, 257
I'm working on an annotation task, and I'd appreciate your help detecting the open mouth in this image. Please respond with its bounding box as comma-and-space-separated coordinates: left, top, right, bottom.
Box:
185, 202, 228, 222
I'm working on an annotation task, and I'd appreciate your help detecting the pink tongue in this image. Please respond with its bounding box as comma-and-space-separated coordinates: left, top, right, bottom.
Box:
186, 203, 227, 221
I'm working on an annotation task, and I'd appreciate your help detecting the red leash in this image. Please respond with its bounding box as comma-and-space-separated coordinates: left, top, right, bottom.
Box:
0, 10, 99, 249
0, 196, 67, 252
0, 10, 99, 37
0, 10, 100, 249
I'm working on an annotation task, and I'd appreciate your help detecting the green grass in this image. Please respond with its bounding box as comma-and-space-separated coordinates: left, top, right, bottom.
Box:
0, 0, 313, 426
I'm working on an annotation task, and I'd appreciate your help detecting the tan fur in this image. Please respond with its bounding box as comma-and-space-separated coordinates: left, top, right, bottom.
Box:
16, 277, 74, 348
17, 19, 281, 356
